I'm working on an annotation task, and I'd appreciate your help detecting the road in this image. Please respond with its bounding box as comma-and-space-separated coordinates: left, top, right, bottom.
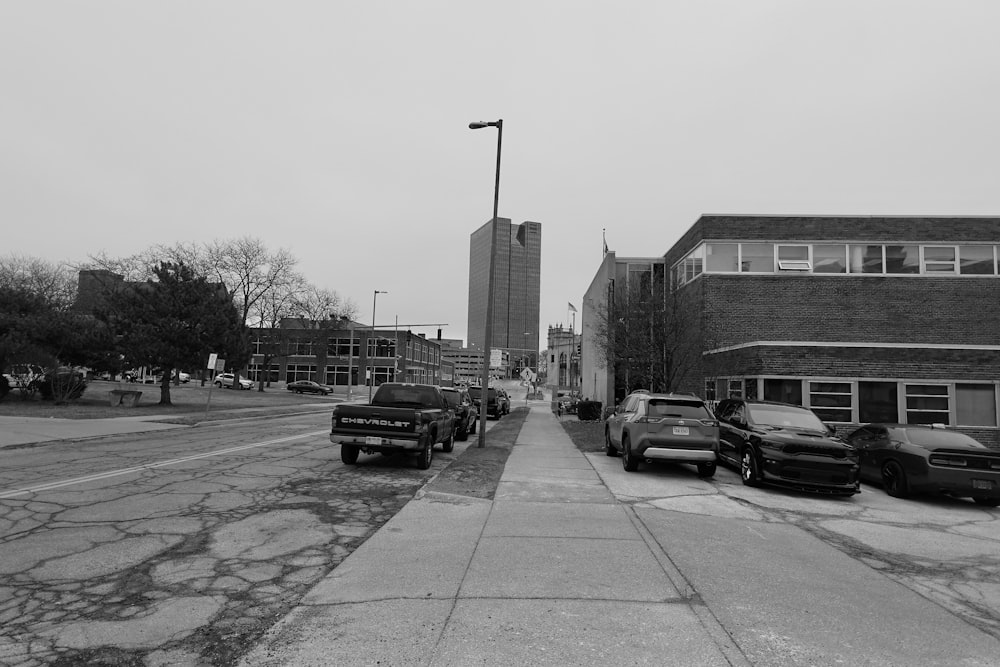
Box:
0, 411, 493, 666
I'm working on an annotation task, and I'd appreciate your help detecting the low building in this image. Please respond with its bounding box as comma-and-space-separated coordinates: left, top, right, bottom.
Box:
583, 215, 1000, 447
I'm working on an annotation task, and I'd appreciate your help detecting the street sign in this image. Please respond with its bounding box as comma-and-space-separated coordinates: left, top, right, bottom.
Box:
207, 353, 218, 371
490, 349, 502, 367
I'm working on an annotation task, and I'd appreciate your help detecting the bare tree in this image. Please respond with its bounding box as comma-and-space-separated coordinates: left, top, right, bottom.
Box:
0, 255, 77, 309
292, 285, 358, 326
205, 237, 299, 328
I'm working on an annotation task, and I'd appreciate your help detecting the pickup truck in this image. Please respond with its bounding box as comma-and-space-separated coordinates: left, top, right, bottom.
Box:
330, 382, 457, 470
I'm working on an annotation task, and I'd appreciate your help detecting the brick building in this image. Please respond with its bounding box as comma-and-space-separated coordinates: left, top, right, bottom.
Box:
584, 215, 1000, 447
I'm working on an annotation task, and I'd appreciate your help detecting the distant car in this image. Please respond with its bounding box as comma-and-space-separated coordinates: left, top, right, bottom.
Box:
845, 424, 1000, 506
287, 380, 333, 395
467, 385, 504, 419
715, 399, 860, 495
605, 391, 719, 477
556, 390, 580, 414
214, 372, 252, 390
441, 386, 478, 441
176, 371, 190, 383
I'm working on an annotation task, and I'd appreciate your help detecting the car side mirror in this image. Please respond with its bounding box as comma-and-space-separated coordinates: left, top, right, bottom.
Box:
825, 423, 838, 436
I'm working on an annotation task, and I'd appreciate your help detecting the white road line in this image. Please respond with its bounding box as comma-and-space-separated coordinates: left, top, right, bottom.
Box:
0, 429, 329, 499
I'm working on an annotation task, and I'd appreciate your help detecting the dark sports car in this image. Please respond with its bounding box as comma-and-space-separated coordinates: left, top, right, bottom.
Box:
845, 424, 1000, 506
286, 380, 333, 395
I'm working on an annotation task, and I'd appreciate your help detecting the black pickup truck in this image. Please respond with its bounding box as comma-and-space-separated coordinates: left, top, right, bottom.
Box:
330, 382, 457, 470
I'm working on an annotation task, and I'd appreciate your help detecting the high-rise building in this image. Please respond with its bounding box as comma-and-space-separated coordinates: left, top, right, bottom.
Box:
467, 218, 541, 377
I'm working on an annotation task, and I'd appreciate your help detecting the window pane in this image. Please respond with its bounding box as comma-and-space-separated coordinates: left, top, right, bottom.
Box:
706, 243, 739, 272
885, 245, 919, 274
778, 245, 809, 260
813, 245, 847, 273
905, 384, 950, 425
764, 379, 802, 405
907, 384, 948, 395
740, 244, 774, 272
859, 381, 898, 423
849, 245, 883, 273
960, 246, 995, 275
924, 246, 955, 261
956, 384, 997, 426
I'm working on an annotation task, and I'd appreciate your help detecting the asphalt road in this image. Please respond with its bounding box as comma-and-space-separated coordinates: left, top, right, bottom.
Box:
0, 411, 504, 666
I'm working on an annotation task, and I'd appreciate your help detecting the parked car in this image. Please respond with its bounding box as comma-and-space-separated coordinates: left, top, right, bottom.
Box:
556, 390, 580, 414
714, 399, 860, 495
214, 372, 253, 390
467, 385, 505, 419
441, 386, 478, 441
845, 424, 1000, 506
605, 391, 719, 477
176, 371, 191, 383
496, 387, 511, 415
286, 380, 333, 395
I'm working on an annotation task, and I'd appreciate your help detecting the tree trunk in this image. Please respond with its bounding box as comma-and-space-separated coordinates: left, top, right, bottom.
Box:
159, 375, 172, 405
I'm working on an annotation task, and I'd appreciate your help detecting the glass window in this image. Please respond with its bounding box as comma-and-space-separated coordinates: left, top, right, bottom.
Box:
859, 381, 898, 423
764, 379, 803, 405
956, 384, 997, 426
959, 246, 995, 275
905, 384, 949, 425
809, 382, 852, 422
286, 364, 317, 382
777, 245, 811, 271
849, 245, 883, 274
740, 244, 774, 273
922, 246, 957, 274
885, 245, 920, 274
706, 243, 739, 272
727, 378, 744, 398
813, 245, 847, 274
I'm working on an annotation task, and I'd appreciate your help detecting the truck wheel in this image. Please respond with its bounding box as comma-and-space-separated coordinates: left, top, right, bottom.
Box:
416, 442, 433, 470
341, 445, 359, 465
442, 430, 455, 452
469, 419, 477, 435
456, 423, 469, 442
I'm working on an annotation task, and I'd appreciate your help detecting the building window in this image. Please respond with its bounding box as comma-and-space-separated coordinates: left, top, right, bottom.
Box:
367, 338, 396, 358
369, 365, 395, 386
763, 379, 803, 405
325, 365, 358, 386
740, 243, 774, 273
813, 245, 847, 273
849, 245, 884, 274
884, 245, 920, 274
727, 379, 744, 399
248, 363, 279, 382
859, 381, 899, 423
959, 246, 996, 275
922, 246, 957, 274
776, 245, 811, 271
286, 364, 317, 382
809, 382, 852, 422
251, 338, 264, 355
706, 243, 739, 272
327, 337, 360, 356
956, 384, 997, 427
290, 339, 314, 356
704, 380, 716, 401
905, 384, 949, 425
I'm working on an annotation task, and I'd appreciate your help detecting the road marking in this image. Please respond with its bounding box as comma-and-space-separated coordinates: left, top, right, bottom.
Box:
0, 430, 329, 499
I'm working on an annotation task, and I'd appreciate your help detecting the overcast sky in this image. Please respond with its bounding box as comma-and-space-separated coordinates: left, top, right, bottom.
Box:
3, 1, 999, 345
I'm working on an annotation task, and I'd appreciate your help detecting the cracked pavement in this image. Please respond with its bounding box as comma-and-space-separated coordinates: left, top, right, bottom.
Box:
0, 414, 478, 666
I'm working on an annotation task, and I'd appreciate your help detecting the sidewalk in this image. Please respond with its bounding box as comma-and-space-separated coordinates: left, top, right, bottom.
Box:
240, 405, 745, 666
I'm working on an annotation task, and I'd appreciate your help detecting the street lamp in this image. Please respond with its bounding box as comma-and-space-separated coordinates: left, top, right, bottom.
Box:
370, 290, 387, 401
339, 316, 355, 401
469, 118, 502, 448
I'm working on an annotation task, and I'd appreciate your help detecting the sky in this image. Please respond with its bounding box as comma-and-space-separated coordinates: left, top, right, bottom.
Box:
3, 1, 1000, 346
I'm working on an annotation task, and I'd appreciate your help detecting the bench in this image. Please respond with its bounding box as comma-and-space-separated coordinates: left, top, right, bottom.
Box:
109, 389, 142, 407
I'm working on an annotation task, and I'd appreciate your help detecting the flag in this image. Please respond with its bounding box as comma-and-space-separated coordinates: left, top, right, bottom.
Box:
568, 302, 577, 313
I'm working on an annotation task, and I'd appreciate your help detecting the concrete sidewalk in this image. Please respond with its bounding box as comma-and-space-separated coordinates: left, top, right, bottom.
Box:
240, 405, 745, 666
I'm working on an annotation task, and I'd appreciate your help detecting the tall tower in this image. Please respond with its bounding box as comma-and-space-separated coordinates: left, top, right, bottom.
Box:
467, 218, 542, 373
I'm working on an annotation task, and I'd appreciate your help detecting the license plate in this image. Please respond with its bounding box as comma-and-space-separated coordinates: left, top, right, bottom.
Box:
972, 479, 993, 490
672, 426, 690, 436
365, 436, 382, 446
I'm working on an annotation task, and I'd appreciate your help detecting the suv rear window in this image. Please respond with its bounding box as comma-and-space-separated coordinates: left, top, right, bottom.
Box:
648, 399, 711, 419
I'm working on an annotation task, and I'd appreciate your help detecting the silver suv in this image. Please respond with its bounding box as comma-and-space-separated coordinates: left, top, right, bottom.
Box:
604, 391, 719, 477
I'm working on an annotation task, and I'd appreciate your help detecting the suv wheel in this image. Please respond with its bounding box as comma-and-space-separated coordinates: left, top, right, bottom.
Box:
604, 429, 618, 457
740, 448, 761, 487
622, 435, 639, 472
881, 460, 909, 498
697, 461, 717, 478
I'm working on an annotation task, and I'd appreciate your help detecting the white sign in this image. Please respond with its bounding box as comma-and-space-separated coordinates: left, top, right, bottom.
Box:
489, 349, 503, 367
207, 353, 218, 371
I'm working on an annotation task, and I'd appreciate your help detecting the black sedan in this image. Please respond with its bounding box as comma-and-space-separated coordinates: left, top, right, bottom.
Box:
715, 399, 860, 496
845, 424, 1000, 506
286, 380, 334, 395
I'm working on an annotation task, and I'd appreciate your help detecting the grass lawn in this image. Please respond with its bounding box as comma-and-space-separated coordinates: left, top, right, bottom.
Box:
0, 379, 339, 421
559, 417, 606, 454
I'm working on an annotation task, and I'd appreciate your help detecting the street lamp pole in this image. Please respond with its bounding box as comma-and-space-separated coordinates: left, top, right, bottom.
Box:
469, 119, 502, 448
370, 290, 387, 402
